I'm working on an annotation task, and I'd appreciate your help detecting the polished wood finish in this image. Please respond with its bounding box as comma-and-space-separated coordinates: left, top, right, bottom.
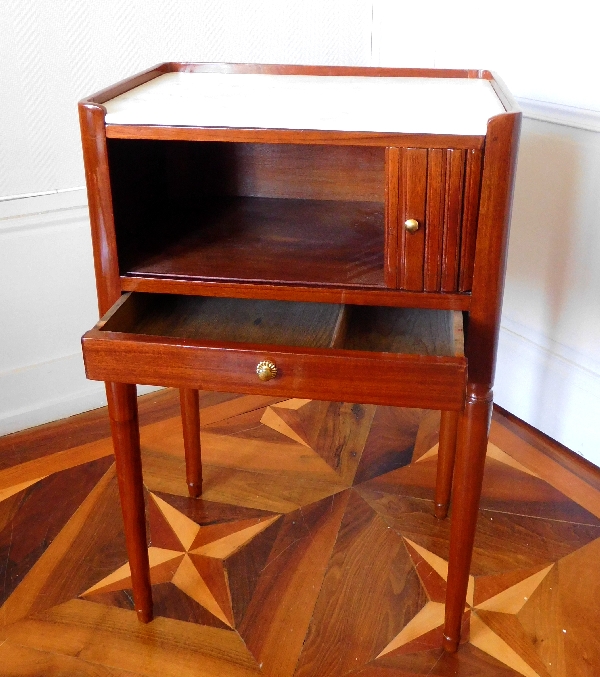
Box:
458, 149, 484, 292
159, 142, 385, 203
440, 149, 465, 292
398, 148, 428, 291
424, 149, 446, 292
83, 296, 467, 410
78, 104, 120, 317
390, 147, 480, 294
465, 111, 521, 388
105, 382, 152, 622
435, 410, 459, 519
123, 198, 385, 289
83, 335, 467, 411
180, 389, 202, 498
1, 392, 599, 676
443, 110, 521, 650
443, 386, 492, 651
120, 276, 472, 309
78, 64, 521, 651
384, 147, 399, 288
108, 139, 386, 289
106, 125, 486, 148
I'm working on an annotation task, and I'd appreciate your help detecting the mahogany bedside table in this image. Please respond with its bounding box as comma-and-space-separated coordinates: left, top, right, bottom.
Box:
79, 63, 520, 653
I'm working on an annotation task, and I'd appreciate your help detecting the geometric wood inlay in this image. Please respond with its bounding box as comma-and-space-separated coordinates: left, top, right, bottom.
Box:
0, 477, 46, 503
416, 440, 540, 478
192, 516, 280, 559
470, 612, 543, 677
403, 537, 475, 606
1, 391, 599, 677
171, 554, 233, 626
475, 564, 554, 613
377, 600, 445, 657
260, 406, 311, 447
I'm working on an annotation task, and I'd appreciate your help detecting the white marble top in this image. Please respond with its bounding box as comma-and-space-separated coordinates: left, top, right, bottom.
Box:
103, 72, 506, 135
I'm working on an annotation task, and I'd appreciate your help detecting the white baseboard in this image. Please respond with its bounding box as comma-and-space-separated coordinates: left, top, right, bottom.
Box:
495, 322, 600, 466
0, 353, 160, 437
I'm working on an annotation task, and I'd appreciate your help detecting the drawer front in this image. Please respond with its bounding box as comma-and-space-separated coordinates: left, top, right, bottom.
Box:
83, 335, 466, 411
385, 146, 483, 292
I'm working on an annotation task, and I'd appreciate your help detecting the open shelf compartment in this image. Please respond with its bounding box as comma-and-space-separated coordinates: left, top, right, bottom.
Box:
108, 140, 387, 289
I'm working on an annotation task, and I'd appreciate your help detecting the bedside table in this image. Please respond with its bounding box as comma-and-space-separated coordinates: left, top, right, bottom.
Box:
79, 63, 520, 652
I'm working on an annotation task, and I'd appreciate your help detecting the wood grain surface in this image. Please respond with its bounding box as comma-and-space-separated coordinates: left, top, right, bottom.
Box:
0, 391, 599, 676
123, 197, 386, 289
119, 276, 472, 310
389, 146, 481, 294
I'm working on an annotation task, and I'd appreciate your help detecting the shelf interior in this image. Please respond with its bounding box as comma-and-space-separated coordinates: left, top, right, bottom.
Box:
127, 196, 384, 287
108, 140, 387, 289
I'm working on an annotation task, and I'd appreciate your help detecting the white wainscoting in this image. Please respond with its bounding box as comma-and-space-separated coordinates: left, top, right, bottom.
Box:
0, 191, 158, 437
494, 105, 600, 466
496, 321, 600, 463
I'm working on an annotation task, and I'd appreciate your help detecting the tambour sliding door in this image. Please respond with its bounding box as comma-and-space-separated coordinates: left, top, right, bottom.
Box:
385, 146, 483, 293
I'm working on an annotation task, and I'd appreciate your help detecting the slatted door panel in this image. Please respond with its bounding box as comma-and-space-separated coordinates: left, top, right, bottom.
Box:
385, 147, 483, 293
398, 148, 428, 291
458, 149, 484, 292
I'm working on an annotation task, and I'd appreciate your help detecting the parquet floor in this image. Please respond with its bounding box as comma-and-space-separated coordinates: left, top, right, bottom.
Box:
0, 390, 599, 677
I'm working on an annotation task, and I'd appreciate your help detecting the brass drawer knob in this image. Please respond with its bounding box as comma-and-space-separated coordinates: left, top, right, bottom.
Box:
404, 218, 419, 233
256, 360, 277, 381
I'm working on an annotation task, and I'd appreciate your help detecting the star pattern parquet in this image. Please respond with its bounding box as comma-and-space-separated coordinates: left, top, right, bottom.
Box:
0, 389, 599, 676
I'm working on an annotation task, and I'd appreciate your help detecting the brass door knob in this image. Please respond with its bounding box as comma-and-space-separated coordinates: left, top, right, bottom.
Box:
256, 360, 277, 381
404, 218, 419, 233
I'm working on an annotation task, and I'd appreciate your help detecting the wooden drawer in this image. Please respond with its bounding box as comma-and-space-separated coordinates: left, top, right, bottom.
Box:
82, 293, 467, 410
385, 146, 483, 293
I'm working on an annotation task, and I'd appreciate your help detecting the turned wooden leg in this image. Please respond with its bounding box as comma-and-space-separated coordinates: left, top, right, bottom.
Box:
435, 410, 459, 519
443, 386, 492, 652
106, 382, 153, 623
180, 388, 202, 498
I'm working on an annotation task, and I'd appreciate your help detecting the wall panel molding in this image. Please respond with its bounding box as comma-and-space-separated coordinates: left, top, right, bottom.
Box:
495, 323, 600, 466
517, 98, 600, 134
0, 190, 160, 436
0, 352, 159, 437
0, 188, 87, 224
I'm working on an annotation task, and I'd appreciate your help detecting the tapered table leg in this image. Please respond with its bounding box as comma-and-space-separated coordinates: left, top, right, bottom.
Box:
106, 382, 153, 623
443, 386, 492, 652
180, 388, 202, 498
435, 410, 459, 519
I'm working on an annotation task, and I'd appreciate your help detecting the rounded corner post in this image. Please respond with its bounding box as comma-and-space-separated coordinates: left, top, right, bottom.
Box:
443, 107, 521, 650
79, 101, 120, 318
